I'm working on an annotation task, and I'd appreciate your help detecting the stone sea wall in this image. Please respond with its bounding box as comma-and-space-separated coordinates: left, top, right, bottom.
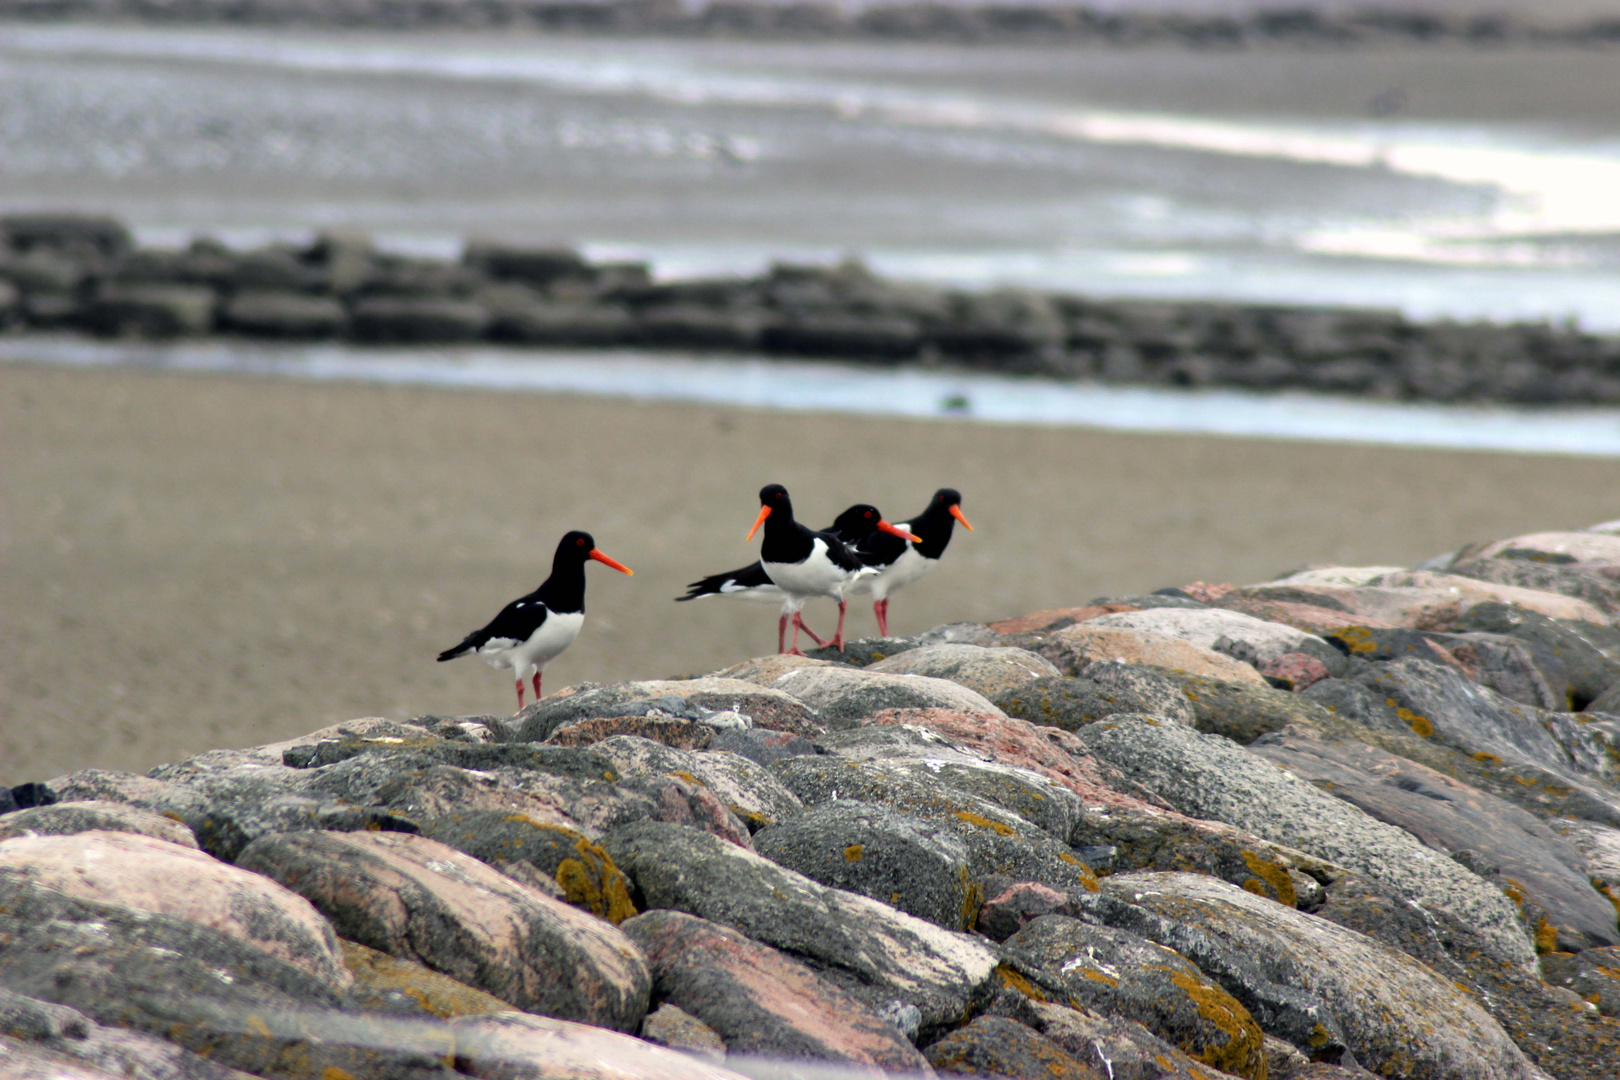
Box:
3, 0, 1620, 47
4, 212, 1619, 407
7, 524, 1620, 1078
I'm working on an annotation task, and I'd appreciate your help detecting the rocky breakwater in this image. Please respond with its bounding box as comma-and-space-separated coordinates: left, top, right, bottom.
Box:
5, 212, 1620, 408
3, 1, 1620, 48
10, 525, 1620, 1078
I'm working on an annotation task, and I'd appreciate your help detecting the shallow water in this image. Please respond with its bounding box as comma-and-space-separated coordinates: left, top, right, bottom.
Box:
8, 338, 1620, 457
4, 25, 1620, 329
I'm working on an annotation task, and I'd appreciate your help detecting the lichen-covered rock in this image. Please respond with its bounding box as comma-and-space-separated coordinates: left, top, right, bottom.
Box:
754, 800, 976, 930
584, 735, 804, 831
923, 1015, 1100, 1079
1102, 872, 1542, 1080
513, 679, 824, 741
1073, 716, 1538, 970
1152, 669, 1344, 744
867, 643, 1060, 698
546, 715, 715, 749
1084, 608, 1339, 670
1447, 557, 1620, 616
807, 635, 926, 667
1258, 569, 1609, 626
988, 605, 1138, 635
235, 830, 650, 1032
1031, 624, 1267, 684
751, 665, 1005, 728
421, 810, 638, 923
339, 939, 515, 1019
604, 820, 1003, 1032
1259, 652, 1334, 691
709, 726, 825, 767
43, 768, 210, 820
0, 830, 351, 992
773, 756, 1097, 898
1007, 915, 1265, 1079
620, 909, 929, 1070
1011, 998, 1220, 1080
0, 799, 197, 847
993, 665, 1196, 731
1540, 946, 1620, 1016
1252, 733, 1619, 951
447, 1011, 751, 1080
1476, 531, 1620, 565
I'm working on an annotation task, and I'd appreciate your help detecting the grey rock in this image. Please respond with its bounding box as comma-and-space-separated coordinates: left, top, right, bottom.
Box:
587, 735, 804, 830
1005, 915, 1265, 1078
0, 988, 250, 1080
913, 621, 1000, 646
219, 290, 346, 338
1016, 998, 1218, 1080
754, 665, 1004, 728
638, 1003, 726, 1062
2, 212, 130, 256
1451, 602, 1620, 709
773, 755, 1097, 897
83, 285, 215, 337
1100, 872, 1541, 1080
804, 635, 923, 667
1085, 607, 1338, 669
1541, 946, 1620, 1016
754, 800, 976, 930
814, 722, 1086, 843
1072, 715, 1537, 970
1155, 668, 1343, 743
604, 820, 1003, 1033
993, 665, 1196, 731
0, 799, 197, 848
347, 297, 490, 343
488, 301, 637, 346
512, 679, 824, 742
708, 726, 825, 767
922, 1014, 1097, 1079
620, 909, 928, 1069
1251, 732, 1619, 951
1448, 557, 1620, 616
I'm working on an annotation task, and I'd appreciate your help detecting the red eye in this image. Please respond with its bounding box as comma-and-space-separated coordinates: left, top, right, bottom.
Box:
577, 539, 585, 546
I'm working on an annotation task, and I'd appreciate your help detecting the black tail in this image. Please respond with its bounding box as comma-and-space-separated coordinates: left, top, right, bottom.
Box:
436, 637, 477, 662
676, 561, 773, 601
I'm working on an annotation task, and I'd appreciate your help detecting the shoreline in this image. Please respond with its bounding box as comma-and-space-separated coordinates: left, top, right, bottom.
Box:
4, 5, 1620, 49
4, 213, 1619, 410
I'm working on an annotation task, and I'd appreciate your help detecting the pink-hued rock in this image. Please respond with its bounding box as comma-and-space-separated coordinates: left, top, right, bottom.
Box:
987, 605, 1137, 635
868, 644, 1061, 698
0, 830, 350, 993
863, 708, 1166, 813
235, 831, 650, 1032
0, 800, 197, 848
43, 769, 210, 818
976, 881, 1083, 942
621, 909, 929, 1071
1259, 653, 1333, 692
1213, 595, 1398, 635
1036, 624, 1267, 685
1476, 531, 1620, 565
1255, 572, 1609, 628
1176, 582, 1239, 603
712, 654, 842, 684
639, 1004, 726, 1062
449, 1011, 752, 1080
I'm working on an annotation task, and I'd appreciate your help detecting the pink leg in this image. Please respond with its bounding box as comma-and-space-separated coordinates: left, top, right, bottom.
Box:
533, 672, 543, 701
831, 599, 848, 650
786, 613, 806, 657
515, 679, 525, 710
874, 598, 889, 637
793, 613, 828, 647
778, 613, 789, 654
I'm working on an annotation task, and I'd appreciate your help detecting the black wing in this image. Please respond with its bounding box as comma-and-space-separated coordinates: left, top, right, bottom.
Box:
815, 529, 867, 573
856, 527, 910, 570
676, 561, 776, 601
437, 595, 547, 660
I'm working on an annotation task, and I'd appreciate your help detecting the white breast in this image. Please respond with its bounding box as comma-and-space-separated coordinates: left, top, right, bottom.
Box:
862, 546, 937, 601
764, 538, 858, 601
479, 609, 585, 676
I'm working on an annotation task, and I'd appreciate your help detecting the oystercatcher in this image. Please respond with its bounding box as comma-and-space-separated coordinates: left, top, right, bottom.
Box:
848, 488, 972, 636
676, 503, 915, 648
744, 485, 913, 655
436, 530, 632, 709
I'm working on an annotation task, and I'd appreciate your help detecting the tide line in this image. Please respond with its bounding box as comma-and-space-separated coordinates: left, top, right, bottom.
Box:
6, 338, 1620, 458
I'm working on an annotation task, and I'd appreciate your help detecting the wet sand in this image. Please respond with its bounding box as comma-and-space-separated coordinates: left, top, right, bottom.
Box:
6, 361, 1620, 783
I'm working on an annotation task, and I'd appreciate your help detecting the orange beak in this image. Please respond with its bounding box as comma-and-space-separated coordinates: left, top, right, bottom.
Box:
746, 505, 772, 542
878, 519, 922, 543
949, 505, 974, 531
588, 549, 634, 575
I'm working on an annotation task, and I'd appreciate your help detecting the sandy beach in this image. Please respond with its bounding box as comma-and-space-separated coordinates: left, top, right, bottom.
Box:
4, 360, 1619, 783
